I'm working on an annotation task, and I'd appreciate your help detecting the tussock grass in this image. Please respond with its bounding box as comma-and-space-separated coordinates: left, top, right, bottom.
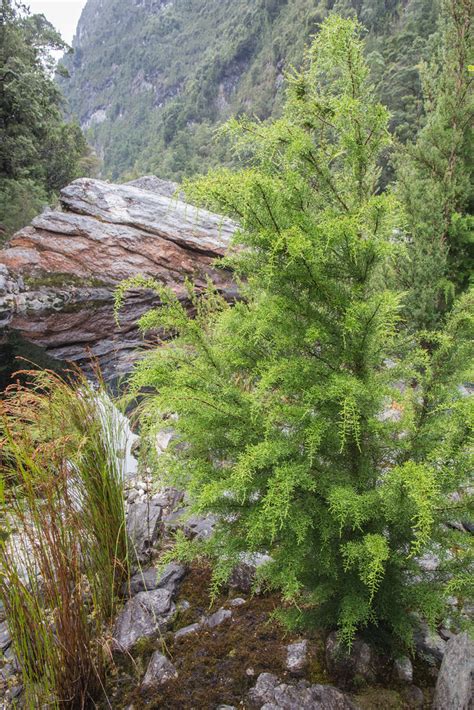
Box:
0, 368, 130, 708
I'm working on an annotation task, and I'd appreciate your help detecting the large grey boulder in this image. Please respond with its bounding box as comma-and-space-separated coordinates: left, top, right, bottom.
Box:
248, 672, 359, 709
113, 589, 175, 652
0, 177, 236, 329
432, 632, 474, 710
59, 178, 235, 255
141, 650, 178, 690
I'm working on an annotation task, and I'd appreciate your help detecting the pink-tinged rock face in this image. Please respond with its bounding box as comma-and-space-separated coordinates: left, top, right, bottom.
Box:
0, 178, 236, 295
0, 177, 238, 380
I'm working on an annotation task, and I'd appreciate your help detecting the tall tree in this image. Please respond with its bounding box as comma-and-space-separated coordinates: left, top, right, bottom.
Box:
122, 16, 473, 650
0, 0, 92, 240
395, 0, 473, 330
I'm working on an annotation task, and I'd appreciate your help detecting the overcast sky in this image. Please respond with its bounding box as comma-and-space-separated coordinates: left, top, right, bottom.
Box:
27, 1, 88, 45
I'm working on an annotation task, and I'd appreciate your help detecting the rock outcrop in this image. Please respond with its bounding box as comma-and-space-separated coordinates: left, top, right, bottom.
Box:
0, 177, 236, 378
1, 177, 235, 300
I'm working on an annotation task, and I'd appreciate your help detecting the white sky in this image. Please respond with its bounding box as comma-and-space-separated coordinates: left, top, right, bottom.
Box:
26, 1, 88, 45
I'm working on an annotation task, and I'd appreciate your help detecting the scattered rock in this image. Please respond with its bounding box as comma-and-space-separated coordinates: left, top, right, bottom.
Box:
152, 487, 184, 511
286, 640, 309, 675
127, 500, 162, 563
113, 589, 175, 652
392, 656, 413, 685
141, 651, 178, 690
228, 598, 246, 607
228, 562, 256, 594
248, 672, 359, 709
432, 632, 474, 710
126, 561, 186, 596
205, 608, 232, 629
155, 427, 178, 454
325, 632, 375, 687
174, 622, 201, 640
413, 621, 446, 666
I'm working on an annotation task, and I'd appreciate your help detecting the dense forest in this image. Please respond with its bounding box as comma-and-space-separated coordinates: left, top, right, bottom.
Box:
63, 0, 439, 181
0, 0, 93, 241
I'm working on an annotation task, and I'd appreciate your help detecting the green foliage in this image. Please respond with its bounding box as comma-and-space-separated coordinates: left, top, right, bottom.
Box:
63, 0, 439, 182
0, 368, 130, 707
122, 16, 473, 650
0, 178, 47, 239
0, 0, 92, 242
395, 0, 474, 329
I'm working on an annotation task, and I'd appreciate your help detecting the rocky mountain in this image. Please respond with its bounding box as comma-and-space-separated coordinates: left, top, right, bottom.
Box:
61, 0, 439, 181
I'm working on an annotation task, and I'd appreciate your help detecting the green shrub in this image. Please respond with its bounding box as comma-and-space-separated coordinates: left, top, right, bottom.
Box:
122, 15, 473, 651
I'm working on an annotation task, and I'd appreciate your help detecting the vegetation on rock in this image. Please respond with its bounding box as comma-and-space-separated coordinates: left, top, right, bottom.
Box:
125, 14, 473, 652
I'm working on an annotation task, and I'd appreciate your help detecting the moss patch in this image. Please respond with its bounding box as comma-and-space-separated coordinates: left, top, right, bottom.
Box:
108, 564, 311, 709
103, 564, 436, 709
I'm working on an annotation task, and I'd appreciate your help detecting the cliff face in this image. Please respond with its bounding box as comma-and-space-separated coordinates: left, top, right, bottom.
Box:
0, 177, 236, 377
61, 0, 439, 181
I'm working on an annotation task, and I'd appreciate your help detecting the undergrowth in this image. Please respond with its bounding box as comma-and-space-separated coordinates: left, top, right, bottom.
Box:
0, 368, 130, 708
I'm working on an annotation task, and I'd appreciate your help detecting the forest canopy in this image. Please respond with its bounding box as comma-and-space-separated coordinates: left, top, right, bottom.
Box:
0, 0, 92, 241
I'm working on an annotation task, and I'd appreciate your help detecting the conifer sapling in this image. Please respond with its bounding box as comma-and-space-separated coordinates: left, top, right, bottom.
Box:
121, 16, 473, 649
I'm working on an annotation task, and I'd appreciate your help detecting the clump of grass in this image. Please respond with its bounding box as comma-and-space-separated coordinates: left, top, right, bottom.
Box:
0, 368, 130, 708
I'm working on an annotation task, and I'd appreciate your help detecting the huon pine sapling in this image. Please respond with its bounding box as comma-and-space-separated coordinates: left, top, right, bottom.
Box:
123, 16, 473, 650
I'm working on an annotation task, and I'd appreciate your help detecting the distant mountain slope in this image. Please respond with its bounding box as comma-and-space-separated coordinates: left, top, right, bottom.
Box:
61, 0, 440, 181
